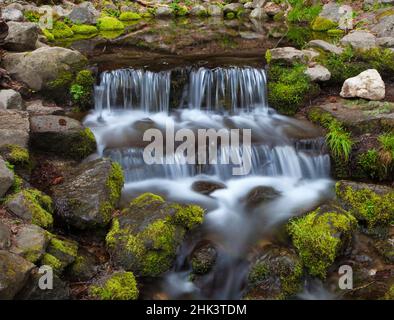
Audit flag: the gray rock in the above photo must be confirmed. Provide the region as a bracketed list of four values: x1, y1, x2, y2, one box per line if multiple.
[372, 15, 394, 38]
[68, 248, 98, 282]
[0, 156, 14, 198]
[302, 49, 320, 61]
[190, 5, 207, 16]
[268, 47, 308, 64]
[4, 21, 39, 51]
[223, 3, 244, 14]
[244, 2, 255, 9]
[155, 6, 173, 17]
[319, 2, 340, 23]
[1, 8, 23, 22]
[67, 1, 99, 24]
[252, 0, 267, 8]
[207, 4, 222, 16]
[307, 39, 344, 55]
[51, 158, 123, 229]
[0, 89, 23, 110]
[0, 222, 11, 250]
[10, 224, 50, 263]
[340, 30, 377, 50]
[25, 100, 64, 116]
[377, 36, 394, 47]
[53, 5, 71, 18]
[0, 250, 34, 299]
[305, 65, 331, 82]
[250, 7, 267, 20]
[0, 110, 30, 148]
[364, 0, 394, 8]
[2, 46, 87, 92]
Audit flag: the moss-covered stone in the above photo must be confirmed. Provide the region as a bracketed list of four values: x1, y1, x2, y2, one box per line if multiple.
[311, 17, 338, 31]
[97, 17, 125, 31]
[71, 24, 99, 35]
[119, 12, 141, 21]
[287, 207, 356, 278]
[46, 236, 78, 272]
[41, 253, 63, 274]
[0, 144, 30, 172]
[90, 271, 138, 300]
[47, 21, 74, 39]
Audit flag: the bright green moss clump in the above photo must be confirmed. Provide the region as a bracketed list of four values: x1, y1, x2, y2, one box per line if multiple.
[288, 209, 356, 278]
[169, 204, 205, 229]
[0, 144, 30, 169]
[119, 12, 142, 21]
[42, 28, 55, 42]
[311, 17, 338, 31]
[71, 24, 99, 35]
[48, 21, 74, 39]
[70, 69, 95, 109]
[90, 272, 139, 300]
[97, 16, 125, 31]
[41, 253, 63, 273]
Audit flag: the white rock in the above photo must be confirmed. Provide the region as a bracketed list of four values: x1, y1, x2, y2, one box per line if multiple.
[340, 30, 377, 50]
[1, 8, 23, 22]
[340, 69, 385, 100]
[0, 89, 23, 110]
[305, 65, 331, 82]
[307, 39, 344, 55]
[250, 7, 267, 20]
[269, 47, 308, 64]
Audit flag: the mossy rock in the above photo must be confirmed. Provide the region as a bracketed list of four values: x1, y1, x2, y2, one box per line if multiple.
[0, 144, 30, 173]
[119, 12, 141, 21]
[70, 69, 95, 110]
[97, 16, 125, 31]
[51, 159, 124, 230]
[71, 24, 99, 35]
[106, 193, 205, 277]
[190, 242, 217, 275]
[311, 17, 338, 31]
[90, 271, 138, 300]
[45, 236, 78, 272]
[46, 21, 74, 39]
[67, 248, 98, 282]
[287, 205, 357, 278]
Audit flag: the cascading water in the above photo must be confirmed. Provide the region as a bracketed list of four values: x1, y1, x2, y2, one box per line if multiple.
[84, 65, 334, 300]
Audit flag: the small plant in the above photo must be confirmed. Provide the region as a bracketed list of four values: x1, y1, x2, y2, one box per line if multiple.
[326, 121, 353, 161]
[357, 149, 382, 180]
[286, 0, 322, 23]
[378, 132, 394, 166]
[24, 11, 40, 23]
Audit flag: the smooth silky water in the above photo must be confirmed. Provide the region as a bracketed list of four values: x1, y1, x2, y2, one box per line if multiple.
[84, 66, 335, 299]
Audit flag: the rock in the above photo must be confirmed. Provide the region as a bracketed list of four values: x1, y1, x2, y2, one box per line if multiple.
[305, 65, 331, 82]
[67, 2, 99, 25]
[190, 5, 207, 16]
[207, 4, 222, 16]
[319, 2, 340, 23]
[25, 100, 64, 116]
[191, 180, 226, 195]
[191, 242, 217, 274]
[371, 14, 394, 38]
[53, 5, 71, 18]
[0, 222, 11, 250]
[252, 0, 267, 8]
[340, 30, 377, 50]
[340, 69, 385, 101]
[377, 36, 394, 47]
[373, 236, 394, 263]
[0, 250, 35, 299]
[250, 7, 267, 20]
[364, 0, 394, 6]
[307, 39, 344, 55]
[29, 115, 96, 160]
[89, 271, 138, 300]
[155, 6, 173, 17]
[0, 110, 30, 148]
[223, 3, 244, 14]
[4, 21, 39, 51]
[1, 8, 23, 22]
[0, 89, 23, 110]
[44, 236, 78, 273]
[105, 193, 205, 276]
[268, 47, 308, 64]
[302, 49, 320, 61]
[245, 245, 303, 299]
[10, 224, 50, 263]
[68, 248, 98, 281]
[5, 189, 54, 229]
[263, 2, 281, 17]
[244, 186, 281, 208]
[244, 2, 255, 9]
[0, 156, 14, 198]
[1, 47, 87, 92]
[51, 158, 124, 230]
[16, 269, 70, 300]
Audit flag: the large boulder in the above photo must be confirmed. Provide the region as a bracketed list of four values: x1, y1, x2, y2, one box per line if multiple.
[1, 47, 87, 92]
[4, 21, 39, 51]
[340, 30, 377, 50]
[0, 156, 14, 197]
[377, 36, 394, 48]
[340, 69, 385, 101]
[29, 115, 96, 160]
[0, 250, 35, 299]
[105, 193, 205, 276]
[67, 2, 100, 25]
[0, 89, 23, 110]
[51, 158, 124, 230]
[0, 110, 30, 148]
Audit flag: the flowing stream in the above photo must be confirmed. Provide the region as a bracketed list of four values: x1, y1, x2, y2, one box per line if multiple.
[84, 65, 334, 299]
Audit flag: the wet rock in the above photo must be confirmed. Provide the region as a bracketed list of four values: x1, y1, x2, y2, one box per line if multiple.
[0, 89, 23, 110]
[51, 158, 124, 230]
[371, 14, 394, 38]
[0, 250, 35, 299]
[68, 248, 98, 281]
[377, 36, 394, 47]
[340, 69, 385, 101]
[67, 2, 99, 25]
[4, 21, 39, 51]
[0, 110, 30, 148]
[0, 156, 14, 198]
[5, 189, 54, 229]
[155, 6, 173, 17]
[191, 180, 226, 196]
[1, 47, 87, 92]
[1, 7, 23, 22]
[263, 2, 281, 17]
[245, 245, 303, 299]
[268, 47, 308, 64]
[106, 193, 205, 276]
[307, 39, 344, 55]
[10, 224, 50, 263]
[30, 115, 96, 160]
[244, 186, 281, 208]
[207, 4, 222, 16]
[17, 269, 70, 300]
[191, 242, 217, 274]
[340, 30, 377, 50]
[305, 65, 331, 82]
[0, 222, 11, 250]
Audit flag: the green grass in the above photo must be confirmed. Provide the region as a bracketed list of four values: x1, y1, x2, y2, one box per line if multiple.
[326, 120, 353, 161]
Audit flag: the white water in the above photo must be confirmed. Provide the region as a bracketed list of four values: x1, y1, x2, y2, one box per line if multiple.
[84, 66, 334, 299]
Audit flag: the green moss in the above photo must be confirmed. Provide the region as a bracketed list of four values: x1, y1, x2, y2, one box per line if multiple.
[130, 193, 165, 207]
[248, 262, 269, 285]
[50, 238, 78, 258]
[288, 209, 356, 278]
[90, 272, 138, 300]
[383, 285, 394, 300]
[71, 24, 99, 35]
[336, 183, 394, 229]
[286, 1, 321, 23]
[169, 204, 205, 229]
[69, 128, 97, 160]
[357, 149, 384, 180]
[0, 144, 30, 171]
[378, 132, 394, 162]
[327, 29, 345, 36]
[41, 253, 63, 273]
[47, 71, 74, 91]
[42, 28, 55, 42]
[49, 21, 74, 39]
[70, 69, 95, 109]
[311, 17, 338, 31]
[225, 12, 235, 19]
[97, 17, 125, 31]
[265, 49, 272, 64]
[119, 12, 142, 21]
[24, 10, 41, 23]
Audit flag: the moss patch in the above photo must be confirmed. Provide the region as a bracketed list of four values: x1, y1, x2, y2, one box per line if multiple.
[90, 271, 138, 300]
[97, 17, 125, 31]
[311, 17, 338, 31]
[71, 24, 99, 35]
[41, 253, 63, 274]
[47, 21, 74, 39]
[119, 12, 141, 21]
